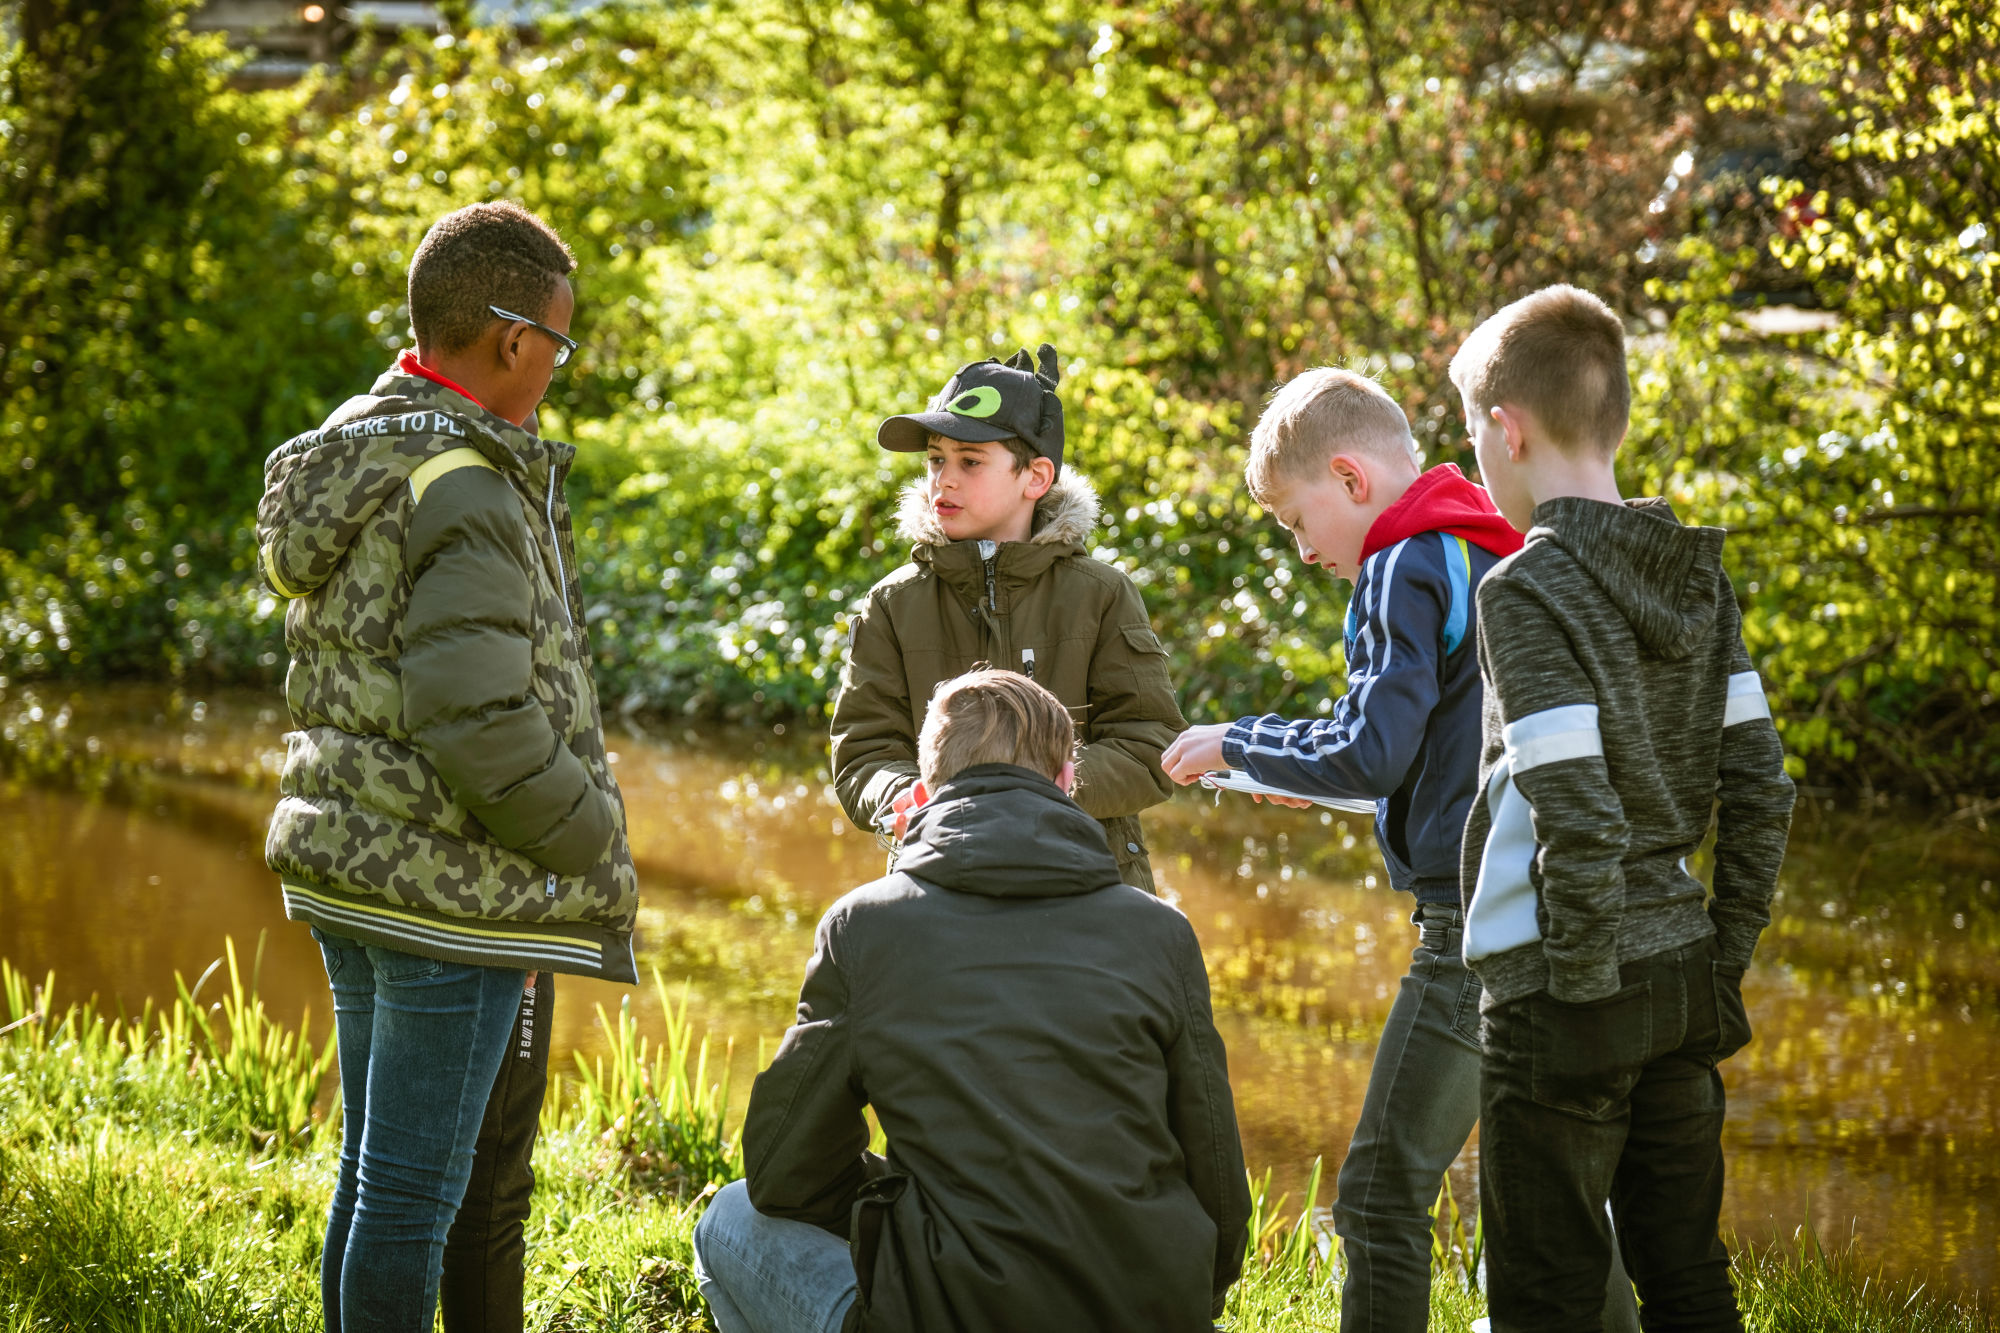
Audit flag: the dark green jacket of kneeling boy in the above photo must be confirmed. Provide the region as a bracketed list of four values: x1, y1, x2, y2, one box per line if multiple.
[830, 474, 1186, 891]
[744, 763, 1251, 1332]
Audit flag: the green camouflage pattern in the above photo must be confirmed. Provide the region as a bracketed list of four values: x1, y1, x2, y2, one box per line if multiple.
[257, 369, 638, 980]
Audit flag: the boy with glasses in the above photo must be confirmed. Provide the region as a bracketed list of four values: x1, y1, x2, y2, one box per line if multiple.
[258, 200, 636, 1331]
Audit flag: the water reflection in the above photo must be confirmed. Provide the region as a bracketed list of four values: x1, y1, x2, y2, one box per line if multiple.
[1, 683, 1994, 1300]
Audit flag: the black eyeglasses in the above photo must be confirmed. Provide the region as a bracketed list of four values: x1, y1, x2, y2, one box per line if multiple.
[489, 304, 578, 368]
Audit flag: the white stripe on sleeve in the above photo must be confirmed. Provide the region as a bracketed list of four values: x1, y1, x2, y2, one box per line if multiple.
[1502, 702, 1603, 773]
[1723, 671, 1772, 727]
[1238, 541, 1404, 762]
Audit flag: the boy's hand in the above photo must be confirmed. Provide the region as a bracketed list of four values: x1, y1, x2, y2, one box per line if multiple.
[1162, 724, 1233, 785]
[890, 780, 930, 840]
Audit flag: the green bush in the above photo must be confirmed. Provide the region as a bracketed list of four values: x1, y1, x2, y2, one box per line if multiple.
[2, 0, 1994, 795]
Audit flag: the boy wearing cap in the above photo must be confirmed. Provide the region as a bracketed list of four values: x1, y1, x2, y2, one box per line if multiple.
[830, 344, 1186, 891]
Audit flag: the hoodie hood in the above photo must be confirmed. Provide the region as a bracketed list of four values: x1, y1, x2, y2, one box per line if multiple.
[895, 467, 1101, 552]
[257, 367, 561, 600]
[896, 764, 1126, 899]
[1530, 496, 1726, 659]
[1362, 463, 1525, 562]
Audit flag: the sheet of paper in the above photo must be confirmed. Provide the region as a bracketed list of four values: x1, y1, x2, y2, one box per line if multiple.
[1198, 770, 1378, 815]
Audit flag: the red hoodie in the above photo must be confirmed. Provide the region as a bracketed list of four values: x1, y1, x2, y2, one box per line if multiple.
[1361, 463, 1523, 562]
[394, 350, 485, 408]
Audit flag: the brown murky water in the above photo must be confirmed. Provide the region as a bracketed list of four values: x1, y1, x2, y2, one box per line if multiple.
[3, 683, 1996, 1301]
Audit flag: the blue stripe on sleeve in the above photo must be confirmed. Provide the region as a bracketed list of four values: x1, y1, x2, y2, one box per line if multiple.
[1441, 532, 1471, 655]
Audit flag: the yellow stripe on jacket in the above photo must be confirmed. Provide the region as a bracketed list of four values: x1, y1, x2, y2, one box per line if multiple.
[409, 447, 499, 505]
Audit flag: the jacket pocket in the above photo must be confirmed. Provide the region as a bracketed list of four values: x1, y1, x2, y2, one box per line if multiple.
[1120, 624, 1168, 656]
[370, 947, 445, 986]
[1711, 961, 1752, 1064]
[848, 1171, 909, 1312]
[1528, 980, 1651, 1120]
[1121, 623, 1171, 685]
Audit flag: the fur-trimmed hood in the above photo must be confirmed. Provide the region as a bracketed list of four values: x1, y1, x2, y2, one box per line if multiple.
[895, 468, 1102, 552]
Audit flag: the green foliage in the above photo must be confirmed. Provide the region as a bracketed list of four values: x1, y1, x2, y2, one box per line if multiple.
[0, 0, 378, 542]
[1, 0, 1993, 793]
[548, 972, 739, 1197]
[1734, 1227, 1998, 1333]
[0, 941, 333, 1157]
[175, 937, 338, 1156]
[2, 948, 1995, 1330]
[0, 1136, 324, 1330]
[1632, 1, 2000, 795]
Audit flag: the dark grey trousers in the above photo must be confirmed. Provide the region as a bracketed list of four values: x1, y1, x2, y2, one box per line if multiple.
[1479, 940, 1746, 1333]
[1334, 904, 1641, 1332]
[441, 971, 552, 1333]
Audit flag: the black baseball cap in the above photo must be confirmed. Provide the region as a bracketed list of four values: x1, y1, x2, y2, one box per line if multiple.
[877, 343, 1066, 476]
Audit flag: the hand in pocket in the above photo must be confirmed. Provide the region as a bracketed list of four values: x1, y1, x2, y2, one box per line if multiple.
[1712, 962, 1753, 1064]
[1528, 981, 1652, 1120]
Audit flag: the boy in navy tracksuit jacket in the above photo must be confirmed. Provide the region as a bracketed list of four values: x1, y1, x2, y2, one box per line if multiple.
[1164, 369, 1638, 1333]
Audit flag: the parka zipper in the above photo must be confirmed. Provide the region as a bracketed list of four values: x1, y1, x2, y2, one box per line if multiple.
[977, 540, 998, 614]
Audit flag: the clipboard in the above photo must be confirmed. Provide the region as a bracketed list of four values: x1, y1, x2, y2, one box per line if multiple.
[1197, 770, 1378, 815]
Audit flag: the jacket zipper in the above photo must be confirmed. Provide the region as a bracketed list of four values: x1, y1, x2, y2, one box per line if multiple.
[975, 539, 1007, 665]
[545, 471, 574, 627]
[543, 455, 580, 900]
[977, 540, 998, 614]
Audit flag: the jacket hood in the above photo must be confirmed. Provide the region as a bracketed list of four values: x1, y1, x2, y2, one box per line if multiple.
[257, 368, 559, 600]
[896, 764, 1126, 898]
[895, 467, 1101, 552]
[1529, 496, 1727, 659]
[1362, 463, 1525, 562]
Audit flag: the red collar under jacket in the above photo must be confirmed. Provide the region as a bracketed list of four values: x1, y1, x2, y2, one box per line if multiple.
[1361, 463, 1524, 562]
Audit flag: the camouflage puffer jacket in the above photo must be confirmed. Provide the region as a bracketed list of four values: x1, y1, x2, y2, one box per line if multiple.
[257, 366, 638, 982]
[829, 469, 1187, 892]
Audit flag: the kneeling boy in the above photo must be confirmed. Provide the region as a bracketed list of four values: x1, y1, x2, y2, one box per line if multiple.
[697, 669, 1252, 1333]
[830, 345, 1185, 890]
[1452, 286, 1795, 1331]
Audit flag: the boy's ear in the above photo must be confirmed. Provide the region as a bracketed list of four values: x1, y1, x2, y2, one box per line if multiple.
[495, 319, 527, 371]
[1023, 455, 1056, 500]
[1327, 453, 1370, 503]
[1492, 404, 1529, 461]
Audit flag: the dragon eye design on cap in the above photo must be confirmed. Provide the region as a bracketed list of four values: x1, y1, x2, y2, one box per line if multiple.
[945, 386, 1002, 418]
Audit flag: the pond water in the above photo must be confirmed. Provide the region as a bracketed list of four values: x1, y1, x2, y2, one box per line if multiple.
[3, 683, 1996, 1303]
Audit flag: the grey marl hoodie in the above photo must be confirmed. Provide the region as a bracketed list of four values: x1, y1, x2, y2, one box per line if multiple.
[1459, 496, 1796, 1007]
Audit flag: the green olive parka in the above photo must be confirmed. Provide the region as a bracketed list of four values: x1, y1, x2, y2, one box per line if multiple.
[829, 469, 1187, 891]
[255, 367, 638, 982]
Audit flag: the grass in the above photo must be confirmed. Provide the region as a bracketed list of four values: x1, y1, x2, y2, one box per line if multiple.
[0, 948, 1991, 1333]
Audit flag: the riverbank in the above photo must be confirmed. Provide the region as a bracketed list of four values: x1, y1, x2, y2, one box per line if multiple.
[2, 955, 1991, 1333]
[5, 681, 2000, 1311]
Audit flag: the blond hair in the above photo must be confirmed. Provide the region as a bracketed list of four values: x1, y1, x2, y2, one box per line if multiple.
[1244, 368, 1419, 508]
[918, 669, 1075, 788]
[1449, 285, 1631, 455]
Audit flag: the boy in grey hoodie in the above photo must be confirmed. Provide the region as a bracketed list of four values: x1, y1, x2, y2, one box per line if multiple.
[1450, 286, 1796, 1332]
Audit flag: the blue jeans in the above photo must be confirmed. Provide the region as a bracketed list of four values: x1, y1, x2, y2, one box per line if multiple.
[314, 928, 524, 1333]
[1334, 904, 1639, 1333]
[692, 1180, 858, 1333]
